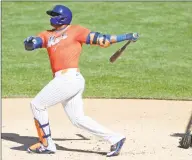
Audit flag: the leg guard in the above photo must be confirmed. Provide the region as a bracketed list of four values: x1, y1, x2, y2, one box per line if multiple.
[34, 118, 51, 147]
[28, 119, 56, 154]
[30, 101, 52, 145]
[28, 102, 56, 153]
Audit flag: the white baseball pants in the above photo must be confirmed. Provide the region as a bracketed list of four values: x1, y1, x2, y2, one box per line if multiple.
[30, 68, 124, 145]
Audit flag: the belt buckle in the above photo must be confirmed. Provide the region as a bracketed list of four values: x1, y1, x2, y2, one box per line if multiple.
[61, 69, 68, 74]
[61, 68, 79, 74]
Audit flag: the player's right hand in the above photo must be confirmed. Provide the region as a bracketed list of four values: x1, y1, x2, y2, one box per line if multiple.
[132, 33, 139, 42]
[125, 33, 139, 42]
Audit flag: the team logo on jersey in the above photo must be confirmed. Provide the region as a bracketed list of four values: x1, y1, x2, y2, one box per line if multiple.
[47, 34, 68, 47]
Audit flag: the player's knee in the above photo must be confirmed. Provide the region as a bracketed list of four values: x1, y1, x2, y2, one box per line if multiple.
[71, 117, 81, 127]
[70, 115, 85, 128]
[30, 101, 45, 111]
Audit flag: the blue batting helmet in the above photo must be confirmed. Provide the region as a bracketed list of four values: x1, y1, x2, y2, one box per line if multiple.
[46, 5, 72, 25]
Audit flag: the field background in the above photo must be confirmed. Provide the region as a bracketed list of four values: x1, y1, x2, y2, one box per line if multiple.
[2, 2, 192, 99]
[2, 2, 192, 160]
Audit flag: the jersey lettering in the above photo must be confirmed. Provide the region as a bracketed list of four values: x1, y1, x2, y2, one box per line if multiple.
[47, 33, 68, 47]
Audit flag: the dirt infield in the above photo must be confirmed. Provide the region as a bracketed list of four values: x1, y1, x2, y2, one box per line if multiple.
[2, 98, 192, 160]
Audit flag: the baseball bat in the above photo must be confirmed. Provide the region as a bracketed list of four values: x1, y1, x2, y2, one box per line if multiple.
[179, 112, 192, 149]
[185, 112, 192, 133]
[109, 40, 131, 63]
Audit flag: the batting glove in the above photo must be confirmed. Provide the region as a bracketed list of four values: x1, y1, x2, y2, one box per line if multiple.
[24, 36, 36, 51]
[132, 33, 139, 42]
[24, 36, 36, 43]
[126, 33, 139, 42]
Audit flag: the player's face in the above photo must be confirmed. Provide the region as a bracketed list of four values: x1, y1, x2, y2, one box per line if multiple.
[51, 23, 63, 28]
[51, 23, 57, 28]
[51, 23, 67, 31]
[49, 13, 63, 29]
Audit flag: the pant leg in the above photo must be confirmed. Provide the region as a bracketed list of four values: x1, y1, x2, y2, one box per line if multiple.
[30, 70, 84, 146]
[62, 83, 125, 145]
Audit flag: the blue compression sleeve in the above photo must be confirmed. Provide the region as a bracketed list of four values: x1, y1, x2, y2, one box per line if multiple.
[86, 32, 134, 47]
[105, 33, 134, 43]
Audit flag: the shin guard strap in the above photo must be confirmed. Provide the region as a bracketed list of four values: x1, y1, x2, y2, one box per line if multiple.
[34, 119, 51, 147]
[39, 123, 49, 128]
[43, 134, 51, 138]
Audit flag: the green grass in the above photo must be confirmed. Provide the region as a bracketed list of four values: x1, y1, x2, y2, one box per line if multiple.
[2, 2, 192, 99]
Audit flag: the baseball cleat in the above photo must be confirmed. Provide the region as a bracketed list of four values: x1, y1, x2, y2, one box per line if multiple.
[107, 138, 126, 157]
[27, 142, 56, 154]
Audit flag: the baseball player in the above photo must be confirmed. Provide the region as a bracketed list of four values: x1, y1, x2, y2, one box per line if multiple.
[24, 5, 139, 157]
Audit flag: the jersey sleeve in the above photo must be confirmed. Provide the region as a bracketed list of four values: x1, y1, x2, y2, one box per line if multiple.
[37, 31, 47, 48]
[76, 25, 91, 44]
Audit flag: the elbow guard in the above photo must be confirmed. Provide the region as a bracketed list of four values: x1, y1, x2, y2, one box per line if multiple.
[24, 36, 43, 51]
[86, 32, 111, 48]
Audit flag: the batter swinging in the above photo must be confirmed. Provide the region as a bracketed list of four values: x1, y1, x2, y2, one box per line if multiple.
[24, 5, 139, 157]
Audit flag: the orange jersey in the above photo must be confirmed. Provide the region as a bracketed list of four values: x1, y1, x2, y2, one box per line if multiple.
[38, 25, 90, 74]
